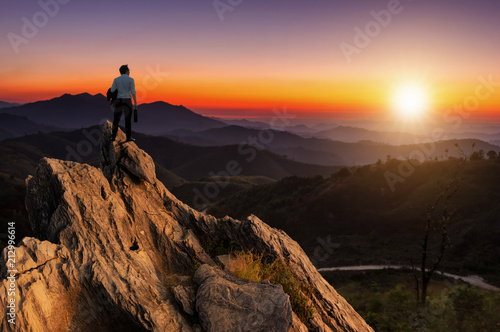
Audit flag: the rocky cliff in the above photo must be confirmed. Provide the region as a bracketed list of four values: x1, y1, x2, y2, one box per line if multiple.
[0, 122, 373, 332]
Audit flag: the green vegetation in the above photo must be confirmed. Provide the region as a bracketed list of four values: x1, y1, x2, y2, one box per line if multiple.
[229, 251, 315, 324]
[171, 176, 275, 208]
[208, 158, 500, 286]
[322, 269, 500, 332]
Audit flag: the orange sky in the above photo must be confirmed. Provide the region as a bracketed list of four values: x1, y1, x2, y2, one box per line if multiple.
[1, 0, 499, 120]
[3, 70, 498, 121]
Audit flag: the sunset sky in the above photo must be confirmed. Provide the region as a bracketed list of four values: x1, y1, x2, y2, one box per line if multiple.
[1, 0, 500, 121]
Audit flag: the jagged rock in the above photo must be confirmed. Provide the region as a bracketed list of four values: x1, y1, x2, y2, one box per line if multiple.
[172, 285, 196, 316]
[100, 121, 156, 184]
[194, 264, 292, 332]
[0, 123, 374, 332]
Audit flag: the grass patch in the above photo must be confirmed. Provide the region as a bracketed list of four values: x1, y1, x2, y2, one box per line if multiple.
[229, 251, 315, 324]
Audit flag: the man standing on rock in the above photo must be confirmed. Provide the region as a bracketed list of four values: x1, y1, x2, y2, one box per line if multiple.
[110, 64, 137, 142]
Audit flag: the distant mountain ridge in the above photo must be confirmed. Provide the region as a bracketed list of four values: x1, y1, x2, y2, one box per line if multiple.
[134, 101, 226, 134]
[165, 125, 345, 165]
[0, 93, 111, 128]
[0, 126, 339, 184]
[3, 93, 499, 167]
[314, 125, 423, 144]
[165, 125, 500, 166]
[0, 113, 62, 141]
[217, 118, 319, 136]
[219, 120, 500, 146]
[0, 101, 21, 109]
[216, 120, 426, 144]
[315, 125, 500, 146]
[0, 93, 227, 134]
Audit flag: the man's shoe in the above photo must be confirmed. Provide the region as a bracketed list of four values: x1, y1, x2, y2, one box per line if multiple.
[126, 137, 135, 142]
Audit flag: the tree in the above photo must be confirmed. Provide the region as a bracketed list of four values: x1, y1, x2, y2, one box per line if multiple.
[449, 285, 487, 331]
[333, 167, 351, 178]
[487, 150, 498, 160]
[411, 162, 461, 306]
[470, 149, 484, 161]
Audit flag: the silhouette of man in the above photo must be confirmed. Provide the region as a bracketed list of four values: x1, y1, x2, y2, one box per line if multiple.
[110, 64, 137, 142]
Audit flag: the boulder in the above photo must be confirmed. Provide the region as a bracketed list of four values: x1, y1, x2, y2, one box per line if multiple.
[194, 264, 292, 332]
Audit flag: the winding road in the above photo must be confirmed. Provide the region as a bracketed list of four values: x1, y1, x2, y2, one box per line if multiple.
[318, 265, 500, 291]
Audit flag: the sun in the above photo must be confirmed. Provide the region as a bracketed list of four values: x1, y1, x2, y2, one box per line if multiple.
[392, 83, 429, 120]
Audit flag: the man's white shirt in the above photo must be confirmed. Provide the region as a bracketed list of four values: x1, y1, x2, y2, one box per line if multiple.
[111, 74, 136, 99]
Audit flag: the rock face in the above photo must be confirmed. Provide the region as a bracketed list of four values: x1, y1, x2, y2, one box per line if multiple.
[0, 122, 374, 332]
[172, 285, 196, 316]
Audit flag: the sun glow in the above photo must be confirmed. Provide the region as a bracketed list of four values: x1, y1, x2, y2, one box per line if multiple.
[392, 83, 429, 120]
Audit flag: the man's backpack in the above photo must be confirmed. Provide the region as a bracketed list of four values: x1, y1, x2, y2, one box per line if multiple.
[106, 88, 118, 106]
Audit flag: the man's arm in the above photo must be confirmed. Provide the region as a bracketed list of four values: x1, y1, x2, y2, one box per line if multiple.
[130, 78, 137, 108]
[132, 94, 137, 108]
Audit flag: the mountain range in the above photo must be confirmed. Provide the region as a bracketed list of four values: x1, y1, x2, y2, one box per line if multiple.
[0, 93, 226, 134]
[165, 125, 500, 166]
[2, 93, 499, 168]
[0, 101, 21, 109]
[0, 126, 339, 186]
[216, 118, 329, 136]
[0, 113, 61, 141]
[218, 118, 500, 145]
[6, 93, 500, 145]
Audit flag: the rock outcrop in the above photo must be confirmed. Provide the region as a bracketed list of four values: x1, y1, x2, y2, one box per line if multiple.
[194, 264, 292, 331]
[0, 122, 373, 332]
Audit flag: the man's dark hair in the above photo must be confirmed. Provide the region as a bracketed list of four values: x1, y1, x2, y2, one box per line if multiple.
[119, 65, 129, 75]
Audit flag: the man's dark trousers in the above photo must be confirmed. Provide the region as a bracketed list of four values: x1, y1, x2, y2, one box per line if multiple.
[111, 99, 133, 140]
